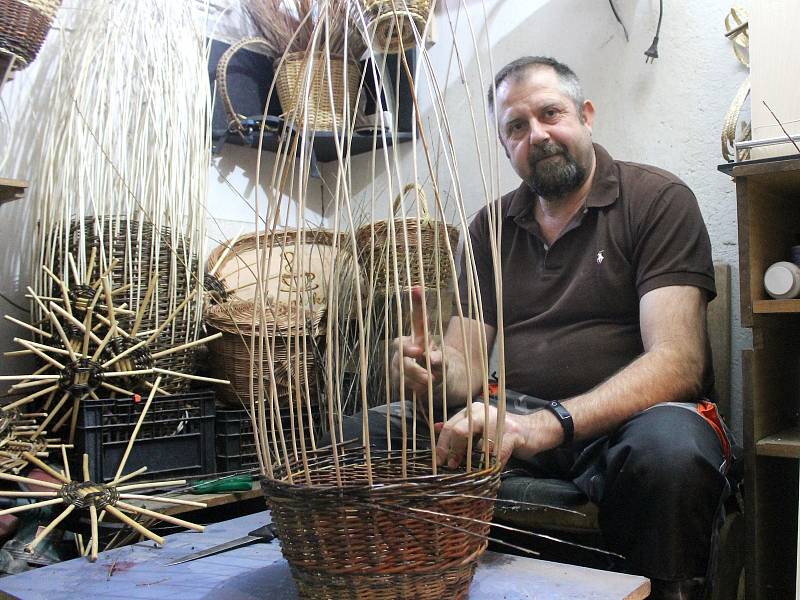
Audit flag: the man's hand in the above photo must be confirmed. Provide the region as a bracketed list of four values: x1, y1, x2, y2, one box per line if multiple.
[390, 286, 444, 396]
[435, 402, 530, 468]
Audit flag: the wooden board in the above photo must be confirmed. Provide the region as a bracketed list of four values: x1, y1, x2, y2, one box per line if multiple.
[135, 483, 263, 517]
[0, 178, 28, 205]
[0, 511, 650, 600]
[708, 263, 731, 418]
[757, 426, 800, 459]
[749, 0, 800, 159]
[753, 299, 800, 314]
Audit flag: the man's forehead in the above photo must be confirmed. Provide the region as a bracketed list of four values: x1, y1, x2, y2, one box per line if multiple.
[496, 76, 571, 115]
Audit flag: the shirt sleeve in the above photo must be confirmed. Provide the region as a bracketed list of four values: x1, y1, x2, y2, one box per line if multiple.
[632, 182, 717, 301]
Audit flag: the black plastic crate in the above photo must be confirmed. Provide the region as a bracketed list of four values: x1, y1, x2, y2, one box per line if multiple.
[215, 406, 320, 473]
[216, 408, 259, 473]
[74, 390, 216, 483]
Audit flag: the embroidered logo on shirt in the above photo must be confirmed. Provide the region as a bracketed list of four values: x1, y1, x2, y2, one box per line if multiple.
[596, 250, 605, 264]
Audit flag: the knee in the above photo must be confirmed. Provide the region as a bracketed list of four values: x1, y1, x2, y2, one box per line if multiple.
[610, 408, 726, 494]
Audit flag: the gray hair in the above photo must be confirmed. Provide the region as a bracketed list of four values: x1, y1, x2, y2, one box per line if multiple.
[487, 56, 585, 118]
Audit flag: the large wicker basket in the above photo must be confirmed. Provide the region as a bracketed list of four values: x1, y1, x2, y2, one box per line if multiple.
[206, 228, 344, 307]
[261, 447, 500, 600]
[0, 0, 61, 69]
[355, 184, 459, 293]
[360, 0, 430, 53]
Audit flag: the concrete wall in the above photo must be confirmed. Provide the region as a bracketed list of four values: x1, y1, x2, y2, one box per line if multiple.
[1, 0, 752, 436]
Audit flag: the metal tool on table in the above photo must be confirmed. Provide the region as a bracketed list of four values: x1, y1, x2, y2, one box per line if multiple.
[166, 523, 278, 565]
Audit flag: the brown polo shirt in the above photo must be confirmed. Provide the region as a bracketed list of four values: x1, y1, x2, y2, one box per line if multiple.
[459, 144, 716, 400]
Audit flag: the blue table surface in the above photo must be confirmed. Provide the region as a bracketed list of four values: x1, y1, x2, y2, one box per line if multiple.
[0, 511, 649, 600]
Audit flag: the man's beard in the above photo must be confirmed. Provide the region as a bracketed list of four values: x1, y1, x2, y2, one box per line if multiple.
[525, 141, 588, 199]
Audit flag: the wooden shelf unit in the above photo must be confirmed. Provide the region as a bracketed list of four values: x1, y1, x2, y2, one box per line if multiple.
[0, 177, 28, 205]
[727, 156, 800, 599]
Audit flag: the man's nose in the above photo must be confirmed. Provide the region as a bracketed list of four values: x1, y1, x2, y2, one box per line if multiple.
[528, 119, 549, 146]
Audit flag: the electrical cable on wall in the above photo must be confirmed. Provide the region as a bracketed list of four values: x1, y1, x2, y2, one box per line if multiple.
[645, 0, 664, 63]
[608, 0, 629, 42]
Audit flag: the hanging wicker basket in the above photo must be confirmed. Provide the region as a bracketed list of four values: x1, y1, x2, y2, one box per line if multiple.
[216, 38, 361, 135]
[0, 0, 61, 69]
[360, 0, 431, 54]
[273, 50, 360, 132]
[355, 183, 459, 293]
[261, 448, 500, 600]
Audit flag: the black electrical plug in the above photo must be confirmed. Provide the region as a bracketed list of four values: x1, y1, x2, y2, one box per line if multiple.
[644, 0, 663, 64]
[644, 36, 659, 63]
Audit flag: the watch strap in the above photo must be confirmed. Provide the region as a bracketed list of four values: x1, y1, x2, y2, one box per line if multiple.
[545, 400, 574, 447]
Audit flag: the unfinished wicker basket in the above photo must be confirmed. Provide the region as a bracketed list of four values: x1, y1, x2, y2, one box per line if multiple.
[261, 447, 500, 600]
[0, 0, 60, 69]
[360, 0, 430, 53]
[355, 184, 459, 293]
[55, 216, 201, 393]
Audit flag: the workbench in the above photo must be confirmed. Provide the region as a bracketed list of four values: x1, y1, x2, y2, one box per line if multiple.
[0, 511, 650, 599]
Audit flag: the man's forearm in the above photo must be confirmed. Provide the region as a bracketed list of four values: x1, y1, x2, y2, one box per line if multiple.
[514, 342, 705, 460]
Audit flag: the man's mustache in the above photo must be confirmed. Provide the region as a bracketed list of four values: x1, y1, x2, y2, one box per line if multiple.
[529, 142, 568, 165]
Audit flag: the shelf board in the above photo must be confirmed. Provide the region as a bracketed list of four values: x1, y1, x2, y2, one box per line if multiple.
[216, 128, 415, 163]
[756, 425, 800, 458]
[752, 299, 800, 313]
[0, 177, 28, 205]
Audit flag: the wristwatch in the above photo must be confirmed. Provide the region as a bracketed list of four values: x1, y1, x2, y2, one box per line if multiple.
[545, 400, 574, 447]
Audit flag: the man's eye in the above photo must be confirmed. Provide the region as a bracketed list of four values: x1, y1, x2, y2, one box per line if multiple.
[508, 122, 524, 134]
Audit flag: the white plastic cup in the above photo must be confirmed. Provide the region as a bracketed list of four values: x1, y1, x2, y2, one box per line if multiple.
[763, 261, 800, 300]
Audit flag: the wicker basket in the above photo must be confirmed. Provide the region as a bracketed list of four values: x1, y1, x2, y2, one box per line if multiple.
[206, 228, 345, 308]
[261, 448, 500, 600]
[0, 0, 60, 69]
[204, 300, 324, 407]
[216, 38, 360, 135]
[274, 50, 360, 132]
[361, 0, 430, 53]
[53, 216, 201, 393]
[355, 184, 459, 293]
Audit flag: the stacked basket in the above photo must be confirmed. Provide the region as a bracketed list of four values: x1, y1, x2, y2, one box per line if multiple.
[204, 299, 325, 407]
[0, 0, 61, 69]
[216, 37, 361, 136]
[204, 228, 342, 408]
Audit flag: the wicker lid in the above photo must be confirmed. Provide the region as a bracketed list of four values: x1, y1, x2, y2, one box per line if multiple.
[207, 228, 346, 311]
[204, 298, 325, 337]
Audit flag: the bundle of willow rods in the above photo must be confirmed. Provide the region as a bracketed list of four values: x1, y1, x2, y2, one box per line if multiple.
[29, 0, 210, 389]
[236, 1, 512, 597]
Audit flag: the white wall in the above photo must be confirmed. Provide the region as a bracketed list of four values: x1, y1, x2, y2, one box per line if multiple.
[0, 0, 752, 436]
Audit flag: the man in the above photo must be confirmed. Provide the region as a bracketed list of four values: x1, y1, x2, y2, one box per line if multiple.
[390, 57, 732, 599]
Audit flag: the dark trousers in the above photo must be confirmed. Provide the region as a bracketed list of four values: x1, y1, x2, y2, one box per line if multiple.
[337, 401, 732, 582]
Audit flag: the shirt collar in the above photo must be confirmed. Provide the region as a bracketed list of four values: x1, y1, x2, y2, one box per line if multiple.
[506, 143, 620, 221]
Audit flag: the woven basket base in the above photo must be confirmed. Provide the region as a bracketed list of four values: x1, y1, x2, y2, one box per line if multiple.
[289, 562, 474, 600]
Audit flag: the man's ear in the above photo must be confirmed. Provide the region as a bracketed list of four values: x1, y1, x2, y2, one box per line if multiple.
[581, 100, 596, 131]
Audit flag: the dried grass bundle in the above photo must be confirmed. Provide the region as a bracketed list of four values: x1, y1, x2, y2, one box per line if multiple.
[245, 0, 365, 58]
